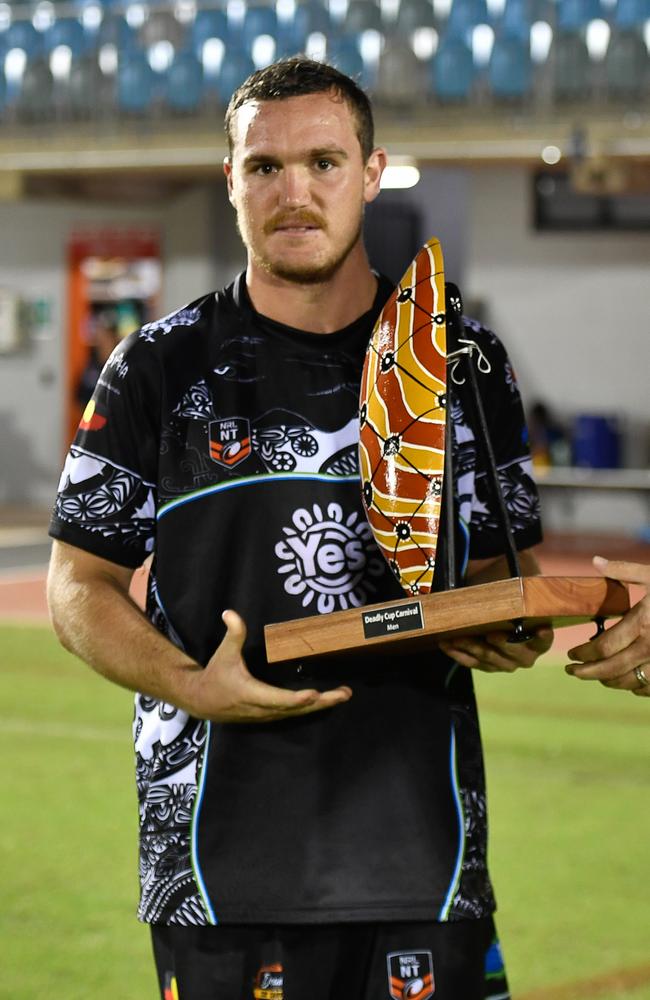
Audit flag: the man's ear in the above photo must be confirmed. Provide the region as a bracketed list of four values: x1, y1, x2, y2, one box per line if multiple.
[363, 147, 387, 205]
[223, 156, 235, 206]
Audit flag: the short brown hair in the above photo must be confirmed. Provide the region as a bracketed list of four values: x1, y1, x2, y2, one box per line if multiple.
[224, 56, 375, 162]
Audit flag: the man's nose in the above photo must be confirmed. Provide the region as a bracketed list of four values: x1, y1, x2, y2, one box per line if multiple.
[278, 166, 310, 207]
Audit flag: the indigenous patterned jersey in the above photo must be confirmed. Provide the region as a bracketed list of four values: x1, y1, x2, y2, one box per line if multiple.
[50, 273, 541, 927]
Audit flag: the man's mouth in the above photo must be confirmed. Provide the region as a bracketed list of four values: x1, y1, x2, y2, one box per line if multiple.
[265, 214, 324, 235]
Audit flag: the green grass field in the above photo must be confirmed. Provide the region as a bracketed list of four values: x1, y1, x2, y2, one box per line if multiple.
[2, 623, 650, 1000]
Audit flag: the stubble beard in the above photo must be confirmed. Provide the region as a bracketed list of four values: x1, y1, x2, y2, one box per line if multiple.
[240, 216, 364, 287]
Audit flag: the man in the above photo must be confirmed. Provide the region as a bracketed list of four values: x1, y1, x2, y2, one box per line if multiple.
[47, 57, 551, 1000]
[567, 557, 650, 697]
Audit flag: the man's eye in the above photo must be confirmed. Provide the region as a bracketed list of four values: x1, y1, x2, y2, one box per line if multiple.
[315, 159, 334, 171]
[256, 163, 277, 175]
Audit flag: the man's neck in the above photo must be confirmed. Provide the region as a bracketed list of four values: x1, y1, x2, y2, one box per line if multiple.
[245, 246, 378, 334]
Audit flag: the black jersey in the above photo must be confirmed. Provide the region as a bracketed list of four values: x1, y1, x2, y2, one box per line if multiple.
[50, 274, 541, 927]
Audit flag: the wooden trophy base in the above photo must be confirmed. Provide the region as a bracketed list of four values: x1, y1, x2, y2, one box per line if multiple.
[264, 576, 629, 665]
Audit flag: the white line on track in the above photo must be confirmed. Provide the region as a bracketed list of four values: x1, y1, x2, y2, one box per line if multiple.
[3, 718, 127, 744]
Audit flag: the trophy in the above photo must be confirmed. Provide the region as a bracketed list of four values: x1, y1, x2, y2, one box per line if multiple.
[265, 238, 628, 665]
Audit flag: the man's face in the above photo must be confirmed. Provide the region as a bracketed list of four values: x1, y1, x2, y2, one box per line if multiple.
[224, 91, 385, 285]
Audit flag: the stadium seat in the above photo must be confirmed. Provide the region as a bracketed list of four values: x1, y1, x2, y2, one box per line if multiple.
[344, 0, 384, 33]
[242, 5, 279, 49]
[216, 47, 256, 104]
[140, 11, 186, 49]
[557, 0, 603, 31]
[327, 35, 367, 83]
[605, 28, 648, 98]
[282, 0, 331, 50]
[551, 29, 592, 99]
[431, 33, 474, 99]
[164, 49, 204, 112]
[397, 0, 436, 32]
[3, 21, 43, 58]
[15, 56, 54, 120]
[97, 13, 139, 53]
[613, 0, 650, 27]
[117, 49, 158, 113]
[445, 0, 489, 39]
[488, 32, 532, 96]
[43, 17, 89, 57]
[375, 38, 428, 103]
[191, 9, 228, 57]
[499, 0, 532, 40]
[62, 52, 110, 118]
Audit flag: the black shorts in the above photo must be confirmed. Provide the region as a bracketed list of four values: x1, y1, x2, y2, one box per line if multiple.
[151, 917, 510, 1000]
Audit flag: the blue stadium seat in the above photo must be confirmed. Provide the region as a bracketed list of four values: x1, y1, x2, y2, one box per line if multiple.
[445, 0, 489, 38]
[488, 32, 532, 96]
[164, 49, 204, 112]
[613, 0, 650, 27]
[191, 8, 228, 56]
[3, 21, 43, 58]
[217, 48, 256, 104]
[500, 0, 532, 40]
[431, 33, 474, 98]
[557, 0, 602, 30]
[242, 5, 279, 49]
[117, 50, 158, 113]
[44, 17, 89, 56]
[280, 0, 331, 50]
[327, 36, 367, 83]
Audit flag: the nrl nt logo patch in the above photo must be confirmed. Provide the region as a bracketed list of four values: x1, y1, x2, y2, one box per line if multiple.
[387, 951, 435, 1000]
[209, 417, 252, 468]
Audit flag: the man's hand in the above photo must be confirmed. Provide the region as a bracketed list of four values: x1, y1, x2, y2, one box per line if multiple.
[438, 626, 553, 673]
[437, 547, 553, 671]
[184, 610, 353, 723]
[566, 557, 650, 698]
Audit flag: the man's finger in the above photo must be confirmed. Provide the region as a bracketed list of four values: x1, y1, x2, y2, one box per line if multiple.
[592, 556, 650, 588]
[220, 608, 247, 653]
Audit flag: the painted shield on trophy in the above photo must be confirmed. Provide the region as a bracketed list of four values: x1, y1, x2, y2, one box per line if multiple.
[359, 237, 447, 596]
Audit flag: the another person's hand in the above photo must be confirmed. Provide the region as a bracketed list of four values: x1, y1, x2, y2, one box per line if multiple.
[566, 557, 650, 698]
[185, 610, 353, 722]
[438, 625, 553, 673]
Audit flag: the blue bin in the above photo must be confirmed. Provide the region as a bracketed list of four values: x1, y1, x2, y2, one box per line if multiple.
[572, 414, 621, 469]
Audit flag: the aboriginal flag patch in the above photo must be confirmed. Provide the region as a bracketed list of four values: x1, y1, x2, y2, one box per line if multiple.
[163, 972, 179, 1000]
[387, 951, 435, 1000]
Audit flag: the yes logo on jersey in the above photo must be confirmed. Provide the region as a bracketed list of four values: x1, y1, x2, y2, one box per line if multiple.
[209, 417, 252, 468]
[253, 962, 284, 1000]
[387, 951, 435, 1000]
[275, 503, 385, 614]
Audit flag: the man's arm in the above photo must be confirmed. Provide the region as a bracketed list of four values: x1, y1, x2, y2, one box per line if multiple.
[438, 547, 553, 672]
[566, 557, 650, 698]
[47, 540, 352, 722]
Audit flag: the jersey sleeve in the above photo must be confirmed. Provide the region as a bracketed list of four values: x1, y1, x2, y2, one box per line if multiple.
[49, 333, 160, 568]
[465, 321, 542, 561]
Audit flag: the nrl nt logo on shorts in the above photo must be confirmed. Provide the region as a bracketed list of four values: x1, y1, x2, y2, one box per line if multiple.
[387, 951, 435, 1000]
